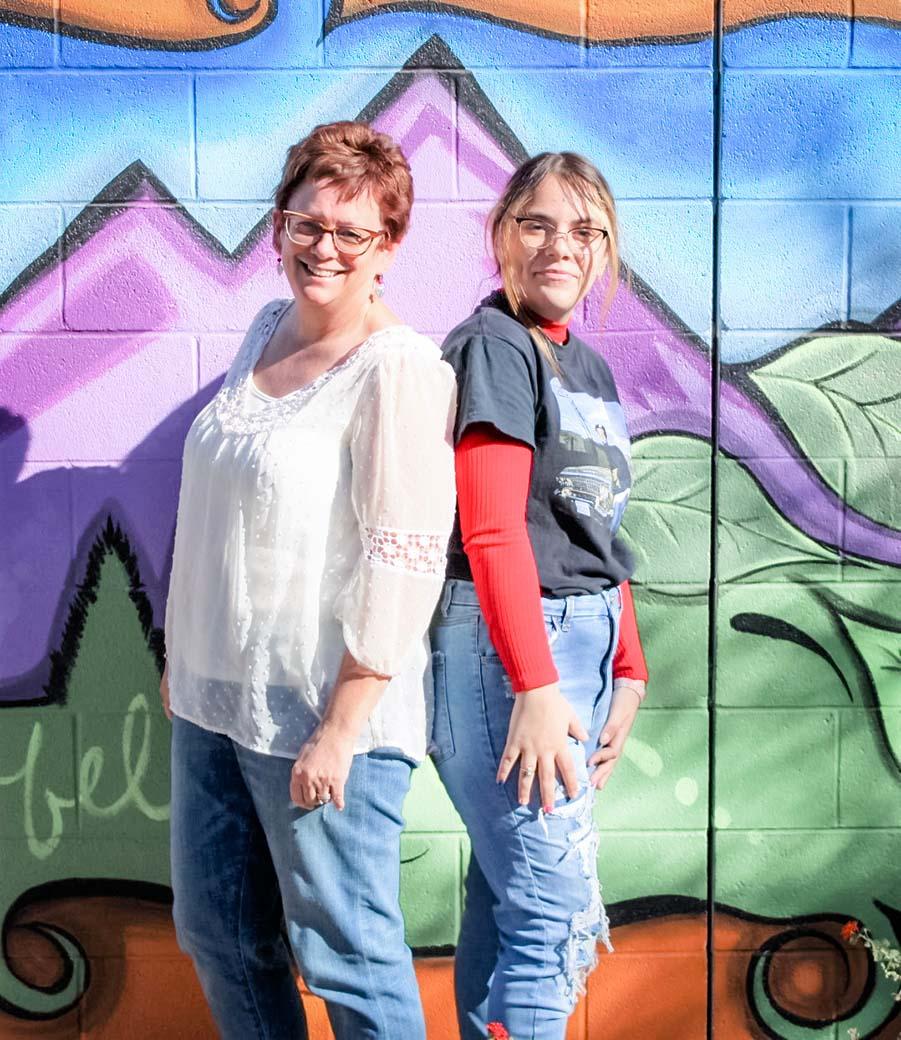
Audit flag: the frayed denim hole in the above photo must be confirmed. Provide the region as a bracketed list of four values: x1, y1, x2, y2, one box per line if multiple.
[551, 786, 612, 1008]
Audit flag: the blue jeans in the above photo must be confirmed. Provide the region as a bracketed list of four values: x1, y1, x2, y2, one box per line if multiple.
[430, 579, 621, 1040]
[169, 717, 425, 1040]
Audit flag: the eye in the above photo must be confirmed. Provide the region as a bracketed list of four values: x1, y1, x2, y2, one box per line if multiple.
[572, 227, 600, 245]
[290, 219, 323, 238]
[335, 227, 368, 247]
[522, 220, 549, 234]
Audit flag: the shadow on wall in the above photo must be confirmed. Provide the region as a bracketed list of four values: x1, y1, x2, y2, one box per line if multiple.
[1, 384, 219, 705]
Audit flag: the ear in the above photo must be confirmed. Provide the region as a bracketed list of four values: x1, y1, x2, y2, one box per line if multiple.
[271, 208, 283, 254]
[375, 235, 402, 274]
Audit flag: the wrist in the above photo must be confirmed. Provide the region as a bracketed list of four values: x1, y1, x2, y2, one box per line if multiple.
[517, 682, 560, 699]
[613, 679, 646, 705]
[317, 716, 359, 744]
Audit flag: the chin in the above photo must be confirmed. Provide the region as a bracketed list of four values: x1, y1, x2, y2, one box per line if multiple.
[530, 287, 579, 320]
[289, 274, 343, 307]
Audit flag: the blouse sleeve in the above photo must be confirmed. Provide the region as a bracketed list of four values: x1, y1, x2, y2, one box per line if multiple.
[334, 340, 457, 676]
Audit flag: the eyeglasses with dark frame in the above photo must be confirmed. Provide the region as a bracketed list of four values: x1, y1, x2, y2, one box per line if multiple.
[279, 210, 388, 257]
[513, 216, 609, 253]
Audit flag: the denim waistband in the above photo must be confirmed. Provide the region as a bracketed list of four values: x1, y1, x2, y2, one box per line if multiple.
[438, 578, 620, 619]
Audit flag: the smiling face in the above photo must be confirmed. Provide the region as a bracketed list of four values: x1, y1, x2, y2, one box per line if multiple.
[271, 178, 398, 318]
[503, 173, 610, 324]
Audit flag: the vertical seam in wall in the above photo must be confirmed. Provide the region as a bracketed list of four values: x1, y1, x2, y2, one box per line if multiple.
[451, 74, 460, 199]
[834, 707, 842, 829]
[52, 0, 60, 66]
[580, 0, 588, 68]
[840, 456, 849, 582]
[844, 205, 853, 326]
[848, 0, 856, 67]
[66, 459, 76, 563]
[59, 205, 68, 330]
[708, 0, 724, 1035]
[191, 74, 199, 201]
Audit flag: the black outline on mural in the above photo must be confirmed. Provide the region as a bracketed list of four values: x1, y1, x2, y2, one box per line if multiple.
[731, 613, 855, 701]
[730, 589, 901, 777]
[0, 32, 707, 358]
[0, 0, 277, 52]
[720, 311, 901, 568]
[0, 36, 899, 1032]
[323, 0, 901, 50]
[356, 34, 529, 167]
[750, 926, 876, 1035]
[4, 881, 892, 1028]
[0, 878, 173, 1021]
[0, 161, 266, 315]
[44, 515, 166, 704]
[0, 513, 165, 707]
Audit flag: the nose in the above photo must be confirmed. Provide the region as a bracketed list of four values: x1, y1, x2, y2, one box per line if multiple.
[543, 231, 573, 261]
[310, 230, 339, 259]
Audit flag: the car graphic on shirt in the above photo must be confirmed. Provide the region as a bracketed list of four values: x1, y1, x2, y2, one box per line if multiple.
[555, 464, 616, 522]
[550, 379, 632, 534]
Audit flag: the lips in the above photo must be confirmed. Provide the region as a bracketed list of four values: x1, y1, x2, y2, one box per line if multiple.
[534, 268, 578, 281]
[298, 259, 344, 279]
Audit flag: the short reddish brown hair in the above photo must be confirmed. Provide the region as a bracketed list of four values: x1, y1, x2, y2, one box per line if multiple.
[274, 121, 414, 242]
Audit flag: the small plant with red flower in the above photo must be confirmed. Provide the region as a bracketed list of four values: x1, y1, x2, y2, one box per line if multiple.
[486, 1023, 511, 1039]
[841, 920, 900, 1039]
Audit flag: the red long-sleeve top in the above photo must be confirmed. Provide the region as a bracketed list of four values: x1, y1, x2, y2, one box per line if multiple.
[455, 319, 648, 695]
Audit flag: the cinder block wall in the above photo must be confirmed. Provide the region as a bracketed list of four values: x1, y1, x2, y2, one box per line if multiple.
[1, 5, 898, 1037]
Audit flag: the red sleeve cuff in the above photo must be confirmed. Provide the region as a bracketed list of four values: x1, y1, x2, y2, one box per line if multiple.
[613, 580, 649, 683]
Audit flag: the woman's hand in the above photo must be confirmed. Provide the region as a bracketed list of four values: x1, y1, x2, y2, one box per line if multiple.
[159, 663, 173, 721]
[588, 684, 641, 791]
[290, 723, 356, 812]
[496, 684, 589, 811]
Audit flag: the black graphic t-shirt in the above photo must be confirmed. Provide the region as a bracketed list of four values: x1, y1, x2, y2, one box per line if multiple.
[442, 293, 634, 596]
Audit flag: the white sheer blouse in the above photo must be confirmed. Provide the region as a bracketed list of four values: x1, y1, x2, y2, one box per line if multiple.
[165, 300, 457, 763]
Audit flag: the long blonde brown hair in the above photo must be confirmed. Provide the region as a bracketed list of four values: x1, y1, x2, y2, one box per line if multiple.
[489, 152, 620, 371]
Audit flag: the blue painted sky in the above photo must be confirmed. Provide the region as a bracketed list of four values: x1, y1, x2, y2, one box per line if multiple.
[0, 9, 897, 357]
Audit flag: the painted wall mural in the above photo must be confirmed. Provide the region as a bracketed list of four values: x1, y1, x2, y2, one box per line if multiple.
[0, 0, 275, 49]
[0, 2, 899, 1037]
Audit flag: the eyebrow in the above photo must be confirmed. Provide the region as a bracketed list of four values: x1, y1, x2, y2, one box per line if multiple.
[521, 211, 600, 226]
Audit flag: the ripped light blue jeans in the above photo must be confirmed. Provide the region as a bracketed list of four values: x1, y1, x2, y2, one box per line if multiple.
[430, 578, 621, 1040]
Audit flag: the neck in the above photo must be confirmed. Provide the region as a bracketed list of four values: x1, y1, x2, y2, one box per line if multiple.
[291, 292, 373, 353]
[532, 310, 570, 346]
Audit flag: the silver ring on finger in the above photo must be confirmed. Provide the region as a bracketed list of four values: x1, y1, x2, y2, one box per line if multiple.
[316, 791, 331, 806]
[521, 766, 536, 777]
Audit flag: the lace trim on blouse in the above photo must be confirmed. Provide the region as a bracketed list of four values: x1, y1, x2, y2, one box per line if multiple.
[214, 300, 414, 435]
[362, 526, 448, 577]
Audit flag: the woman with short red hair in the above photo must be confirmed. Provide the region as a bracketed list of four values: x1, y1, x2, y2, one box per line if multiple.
[162, 121, 455, 1039]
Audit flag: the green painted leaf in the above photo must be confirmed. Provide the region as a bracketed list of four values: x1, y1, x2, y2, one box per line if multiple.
[837, 610, 901, 772]
[621, 436, 710, 586]
[749, 333, 901, 530]
[623, 434, 840, 586]
[0, 531, 169, 1019]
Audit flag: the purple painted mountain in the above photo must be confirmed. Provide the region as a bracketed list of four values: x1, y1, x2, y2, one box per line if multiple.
[1, 63, 899, 700]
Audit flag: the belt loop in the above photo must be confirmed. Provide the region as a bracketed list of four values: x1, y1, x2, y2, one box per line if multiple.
[439, 580, 453, 618]
[561, 595, 575, 632]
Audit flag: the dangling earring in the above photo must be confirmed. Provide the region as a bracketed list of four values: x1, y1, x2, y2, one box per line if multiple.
[373, 273, 385, 298]
[276, 254, 283, 273]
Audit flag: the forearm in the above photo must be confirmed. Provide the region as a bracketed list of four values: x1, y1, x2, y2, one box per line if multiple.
[457, 426, 558, 693]
[318, 651, 390, 741]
